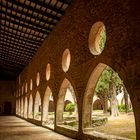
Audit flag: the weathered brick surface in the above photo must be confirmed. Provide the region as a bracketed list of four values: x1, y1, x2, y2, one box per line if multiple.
[15, 0, 140, 139]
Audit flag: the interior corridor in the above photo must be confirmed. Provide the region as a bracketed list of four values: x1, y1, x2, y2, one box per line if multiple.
[0, 116, 74, 140]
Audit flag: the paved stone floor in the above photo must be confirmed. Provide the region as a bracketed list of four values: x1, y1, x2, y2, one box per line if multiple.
[0, 116, 74, 140]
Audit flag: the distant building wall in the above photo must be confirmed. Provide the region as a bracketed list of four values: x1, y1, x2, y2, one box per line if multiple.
[0, 81, 15, 115]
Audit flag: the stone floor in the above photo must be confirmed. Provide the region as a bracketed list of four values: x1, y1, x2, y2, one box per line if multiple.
[0, 116, 74, 140]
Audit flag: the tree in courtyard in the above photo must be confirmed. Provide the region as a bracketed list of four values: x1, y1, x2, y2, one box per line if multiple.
[99, 26, 106, 52]
[65, 102, 75, 115]
[95, 66, 122, 117]
[122, 85, 129, 113]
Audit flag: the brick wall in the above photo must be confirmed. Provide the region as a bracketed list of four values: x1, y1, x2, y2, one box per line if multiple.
[15, 0, 140, 139]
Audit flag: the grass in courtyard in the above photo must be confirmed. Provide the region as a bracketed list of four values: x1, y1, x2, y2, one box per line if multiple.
[93, 112, 136, 139]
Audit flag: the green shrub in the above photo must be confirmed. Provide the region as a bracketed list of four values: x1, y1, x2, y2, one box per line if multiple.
[48, 112, 54, 115]
[65, 103, 75, 113]
[118, 104, 125, 112]
[128, 108, 133, 112]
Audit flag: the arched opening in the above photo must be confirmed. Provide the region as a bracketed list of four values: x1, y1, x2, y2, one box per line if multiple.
[20, 97, 24, 117]
[34, 91, 41, 120]
[83, 63, 136, 139]
[56, 78, 78, 130]
[22, 85, 24, 95]
[24, 96, 28, 118]
[30, 79, 33, 90]
[28, 94, 33, 118]
[16, 99, 18, 115]
[18, 99, 20, 115]
[25, 82, 28, 93]
[42, 86, 54, 129]
[4, 102, 12, 115]
[18, 99, 21, 115]
[16, 99, 20, 115]
[49, 101, 55, 112]
[93, 99, 103, 110]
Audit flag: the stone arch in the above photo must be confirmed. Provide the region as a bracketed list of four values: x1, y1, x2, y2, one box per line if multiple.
[16, 99, 19, 115]
[82, 63, 107, 129]
[82, 63, 136, 137]
[30, 79, 33, 90]
[18, 99, 20, 115]
[49, 100, 55, 112]
[56, 78, 78, 125]
[34, 91, 41, 120]
[42, 86, 54, 122]
[25, 82, 28, 93]
[93, 99, 103, 110]
[28, 94, 33, 118]
[21, 86, 23, 95]
[20, 97, 24, 117]
[24, 96, 28, 118]
[18, 99, 21, 115]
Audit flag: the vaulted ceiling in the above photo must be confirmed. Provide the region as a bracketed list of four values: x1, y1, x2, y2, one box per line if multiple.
[0, 0, 71, 80]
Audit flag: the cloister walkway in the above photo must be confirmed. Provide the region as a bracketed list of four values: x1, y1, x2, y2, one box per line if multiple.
[0, 116, 74, 140]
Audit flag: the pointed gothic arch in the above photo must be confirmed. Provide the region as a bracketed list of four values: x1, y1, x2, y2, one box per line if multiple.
[82, 63, 136, 139]
[34, 91, 41, 120]
[24, 96, 28, 118]
[56, 78, 78, 129]
[83, 63, 107, 129]
[20, 97, 24, 117]
[42, 86, 54, 128]
[28, 94, 33, 118]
